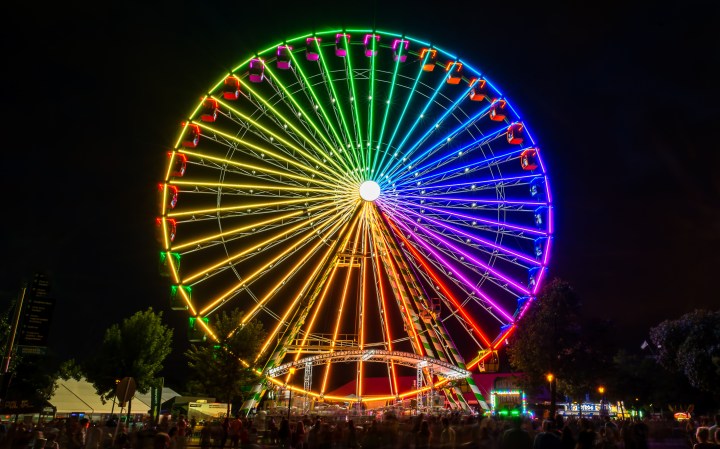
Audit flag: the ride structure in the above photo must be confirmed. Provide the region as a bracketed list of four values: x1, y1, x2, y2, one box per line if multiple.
[157, 28, 553, 414]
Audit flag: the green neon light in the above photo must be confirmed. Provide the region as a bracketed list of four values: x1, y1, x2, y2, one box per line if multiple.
[382, 62, 454, 178]
[367, 33, 377, 178]
[371, 37, 405, 176]
[377, 50, 431, 178]
[286, 48, 358, 178]
[342, 34, 365, 170]
[314, 37, 363, 173]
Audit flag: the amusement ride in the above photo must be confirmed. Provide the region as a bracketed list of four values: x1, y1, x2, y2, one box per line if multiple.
[157, 28, 553, 414]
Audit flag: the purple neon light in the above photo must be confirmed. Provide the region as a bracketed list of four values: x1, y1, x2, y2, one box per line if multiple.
[532, 267, 547, 295]
[401, 202, 548, 237]
[385, 212, 515, 323]
[388, 202, 541, 266]
[382, 202, 531, 296]
[394, 173, 544, 196]
[399, 195, 546, 207]
[392, 39, 409, 51]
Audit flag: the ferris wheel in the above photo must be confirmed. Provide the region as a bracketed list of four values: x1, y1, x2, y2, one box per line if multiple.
[158, 28, 553, 412]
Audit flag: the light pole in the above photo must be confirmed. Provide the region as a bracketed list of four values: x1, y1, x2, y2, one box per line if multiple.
[547, 373, 556, 417]
[598, 386, 606, 416]
[287, 367, 296, 422]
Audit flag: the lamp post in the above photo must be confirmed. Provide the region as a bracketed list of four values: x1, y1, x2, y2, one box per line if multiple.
[547, 373, 556, 417]
[598, 386, 606, 416]
[287, 367, 296, 422]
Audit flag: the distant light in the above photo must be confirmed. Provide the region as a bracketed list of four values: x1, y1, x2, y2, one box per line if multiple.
[359, 181, 381, 202]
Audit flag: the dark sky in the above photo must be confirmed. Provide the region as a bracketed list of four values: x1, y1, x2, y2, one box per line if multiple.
[2, 1, 718, 387]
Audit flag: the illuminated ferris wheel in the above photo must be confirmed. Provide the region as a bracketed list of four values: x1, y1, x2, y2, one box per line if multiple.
[157, 28, 553, 412]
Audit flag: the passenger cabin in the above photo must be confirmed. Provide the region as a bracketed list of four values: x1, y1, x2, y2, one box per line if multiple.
[306, 37, 322, 61]
[222, 76, 241, 100]
[248, 59, 265, 83]
[392, 39, 409, 62]
[170, 285, 190, 311]
[364, 34, 380, 57]
[335, 33, 350, 57]
[168, 152, 187, 177]
[520, 148, 538, 171]
[276, 45, 293, 70]
[155, 218, 177, 244]
[489, 100, 507, 122]
[200, 98, 219, 123]
[159, 184, 179, 210]
[507, 122, 524, 145]
[420, 48, 438, 71]
[469, 79, 488, 101]
[446, 62, 463, 84]
[181, 123, 201, 148]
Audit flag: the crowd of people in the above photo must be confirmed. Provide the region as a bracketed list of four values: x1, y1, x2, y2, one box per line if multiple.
[0, 412, 717, 449]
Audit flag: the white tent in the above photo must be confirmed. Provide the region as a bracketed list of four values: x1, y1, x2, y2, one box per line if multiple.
[49, 378, 180, 418]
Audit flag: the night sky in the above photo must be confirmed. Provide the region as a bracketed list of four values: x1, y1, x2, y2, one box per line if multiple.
[2, 1, 718, 387]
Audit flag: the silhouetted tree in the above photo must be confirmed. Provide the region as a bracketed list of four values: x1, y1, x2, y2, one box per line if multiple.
[185, 309, 265, 415]
[85, 308, 173, 400]
[650, 309, 720, 396]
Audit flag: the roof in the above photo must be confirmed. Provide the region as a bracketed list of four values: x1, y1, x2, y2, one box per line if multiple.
[49, 378, 180, 415]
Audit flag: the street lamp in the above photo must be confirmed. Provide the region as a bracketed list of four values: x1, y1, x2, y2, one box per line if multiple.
[598, 386, 606, 416]
[287, 367, 296, 422]
[547, 373, 556, 417]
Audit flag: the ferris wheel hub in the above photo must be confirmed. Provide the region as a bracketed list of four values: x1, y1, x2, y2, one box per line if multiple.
[359, 180, 381, 202]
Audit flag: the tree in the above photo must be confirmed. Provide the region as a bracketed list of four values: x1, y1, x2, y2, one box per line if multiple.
[649, 309, 720, 396]
[84, 308, 173, 400]
[507, 278, 614, 400]
[185, 309, 265, 415]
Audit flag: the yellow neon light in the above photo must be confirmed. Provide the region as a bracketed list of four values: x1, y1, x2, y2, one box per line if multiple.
[240, 205, 358, 323]
[191, 121, 337, 184]
[255, 212, 360, 361]
[195, 205, 352, 314]
[209, 99, 339, 177]
[169, 179, 337, 194]
[320, 219, 363, 395]
[167, 195, 337, 219]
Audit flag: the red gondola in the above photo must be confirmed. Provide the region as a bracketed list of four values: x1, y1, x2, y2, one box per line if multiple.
[469, 78, 488, 101]
[489, 99, 507, 122]
[168, 152, 187, 177]
[507, 122, 524, 145]
[446, 62, 463, 84]
[181, 123, 201, 148]
[520, 148, 538, 171]
[222, 76, 241, 100]
[155, 218, 177, 243]
[200, 98, 219, 123]
[420, 48, 437, 71]
[159, 183, 179, 210]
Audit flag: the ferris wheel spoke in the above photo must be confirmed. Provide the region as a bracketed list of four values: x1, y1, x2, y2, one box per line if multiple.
[256, 209, 361, 365]
[313, 39, 363, 172]
[339, 35, 365, 167]
[206, 103, 345, 184]
[387, 206, 532, 297]
[385, 212, 516, 323]
[396, 237, 492, 349]
[242, 206, 359, 326]
[191, 121, 339, 185]
[182, 203, 352, 285]
[390, 126, 510, 187]
[286, 51, 359, 177]
[388, 102, 495, 183]
[365, 34, 379, 178]
[382, 68, 474, 181]
[376, 50, 431, 177]
[387, 202, 540, 267]
[197, 204, 357, 318]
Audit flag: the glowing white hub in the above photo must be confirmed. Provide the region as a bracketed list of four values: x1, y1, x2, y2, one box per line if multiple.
[359, 180, 381, 202]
